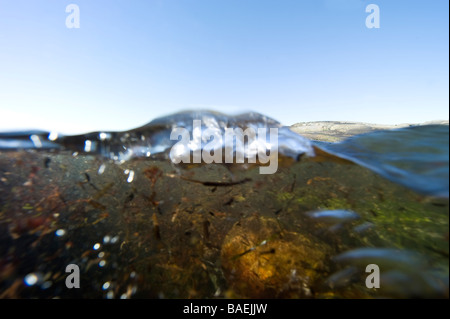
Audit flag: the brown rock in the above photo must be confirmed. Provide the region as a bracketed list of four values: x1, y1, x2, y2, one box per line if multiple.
[221, 216, 330, 298]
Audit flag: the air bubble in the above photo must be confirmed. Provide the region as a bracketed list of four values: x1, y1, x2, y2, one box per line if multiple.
[24, 273, 40, 286]
[41, 281, 52, 289]
[84, 140, 92, 152]
[103, 235, 111, 244]
[48, 132, 59, 141]
[127, 170, 135, 183]
[98, 164, 106, 175]
[99, 132, 111, 141]
[30, 135, 42, 148]
[55, 229, 66, 237]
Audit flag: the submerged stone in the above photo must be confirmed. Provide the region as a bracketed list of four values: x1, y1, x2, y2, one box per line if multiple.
[0, 111, 448, 299]
[220, 216, 331, 298]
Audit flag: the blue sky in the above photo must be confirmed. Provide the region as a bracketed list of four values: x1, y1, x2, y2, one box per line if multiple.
[0, 0, 448, 134]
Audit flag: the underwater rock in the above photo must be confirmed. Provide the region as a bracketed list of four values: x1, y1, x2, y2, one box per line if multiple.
[0, 111, 448, 299]
[220, 216, 330, 298]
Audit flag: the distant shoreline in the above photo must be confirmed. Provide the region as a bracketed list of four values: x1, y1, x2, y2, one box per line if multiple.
[290, 120, 449, 142]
